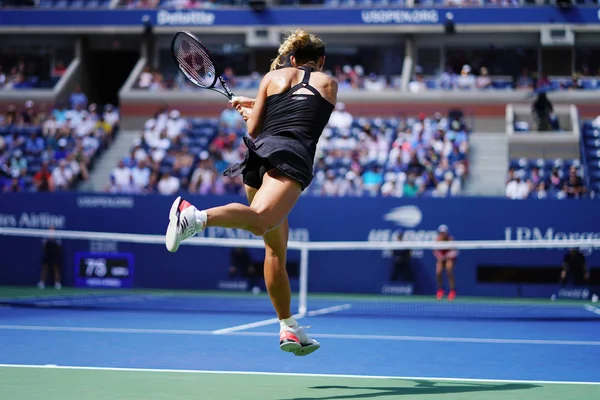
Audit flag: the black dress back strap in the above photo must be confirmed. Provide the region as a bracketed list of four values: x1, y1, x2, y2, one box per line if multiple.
[290, 65, 320, 97]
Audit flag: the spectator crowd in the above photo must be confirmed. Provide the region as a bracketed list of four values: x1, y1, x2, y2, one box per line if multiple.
[0, 88, 119, 192]
[505, 159, 587, 200]
[106, 105, 470, 198]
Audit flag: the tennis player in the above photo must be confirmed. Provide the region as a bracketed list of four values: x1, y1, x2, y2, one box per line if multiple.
[434, 224, 458, 300]
[165, 29, 337, 356]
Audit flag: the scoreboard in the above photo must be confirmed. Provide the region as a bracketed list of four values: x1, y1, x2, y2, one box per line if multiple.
[74, 252, 135, 288]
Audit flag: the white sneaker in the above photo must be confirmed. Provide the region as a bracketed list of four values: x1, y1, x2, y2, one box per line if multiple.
[37, 282, 45, 289]
[54, 283, 62, 290]
[165, 196, 202, 253]
[279, 325, 320, 357]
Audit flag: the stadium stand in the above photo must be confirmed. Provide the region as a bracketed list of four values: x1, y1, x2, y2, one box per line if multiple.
[506, 158, 587, 200]
[582, 119, 600, 193]
[0, 100, 120, 192]
[36, 0, 112, 7]
[106, 106, 469, 197]
[134, 62, 600, 94]
[0, 51, 65, 90]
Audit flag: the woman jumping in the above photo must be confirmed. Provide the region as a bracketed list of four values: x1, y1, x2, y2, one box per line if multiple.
[165, 29, 338, 356]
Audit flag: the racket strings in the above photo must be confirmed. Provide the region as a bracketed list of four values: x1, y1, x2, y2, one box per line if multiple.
[173, 35, 216, 88]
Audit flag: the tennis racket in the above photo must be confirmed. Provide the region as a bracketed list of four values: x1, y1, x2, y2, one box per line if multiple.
[170, 31, 235, 100]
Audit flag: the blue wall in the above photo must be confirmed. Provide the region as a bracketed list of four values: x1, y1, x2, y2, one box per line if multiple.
[1, 193, 599, 297]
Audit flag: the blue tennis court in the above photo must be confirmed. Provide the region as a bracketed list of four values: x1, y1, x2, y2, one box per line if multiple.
[1, 289, 599, 399]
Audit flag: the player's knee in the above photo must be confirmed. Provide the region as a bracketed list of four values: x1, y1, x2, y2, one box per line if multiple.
[249, 209, 273, 237]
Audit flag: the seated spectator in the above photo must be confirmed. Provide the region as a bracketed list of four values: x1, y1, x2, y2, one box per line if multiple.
[103, 104, 120, 130]
[403, 173, 419, 197]
[52, 60, 67, 78]
[516, 68, 533, 90]
[219, 106, 244, 131]
[419, 170, 438, 195]
[364, 73, 386, 91]
[110, 160, 132, 192]
[157, 170, 180, 195]
[363, 165, 383, 196]
[25, 130, 45, 157]
[456, 65, 476, 90]
[549, 167, 563, 191]
[166, 109, 188, 140]
[475, 67, 492, 90]
[69, 85, 88, 109]
[436, 171, 461, 197]
[322, 170, 339, 197]
[328, 102, 353, 130]
[10, 149, 27, 177]
[563, 166, 586, 199]
[505, 171, 529, 199]
[5, 170, 24, 192]
[51, 159, 74, 191]
[533, 181, 548, 199]
[138, 66, 153, 88]
[33, 162, 54, 192]
[408, 66, 427, 93]
[189, 157, 217, 195]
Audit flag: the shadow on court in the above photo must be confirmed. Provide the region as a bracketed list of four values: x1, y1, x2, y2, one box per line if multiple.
[282, 379, 539, 400]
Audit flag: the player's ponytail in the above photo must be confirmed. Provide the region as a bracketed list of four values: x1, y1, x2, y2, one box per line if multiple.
[270, 29, 325, 71]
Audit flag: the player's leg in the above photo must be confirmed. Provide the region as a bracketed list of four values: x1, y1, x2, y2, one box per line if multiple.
[52, 263, 62, 290]
[435, 260, 445, 300]
[38, 262, 48, 289]
[262, 217, 319, 356]
[166, 169, 301, 252]
[446, 258, 457, 300]
[244, 182, 319, 355]
[262, 218, 291, 320]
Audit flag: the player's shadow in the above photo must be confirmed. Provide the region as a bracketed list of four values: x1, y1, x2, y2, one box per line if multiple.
[282, 379, 538, 400]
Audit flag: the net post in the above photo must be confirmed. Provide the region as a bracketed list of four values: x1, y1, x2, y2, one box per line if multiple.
[298, 245, 309, 317]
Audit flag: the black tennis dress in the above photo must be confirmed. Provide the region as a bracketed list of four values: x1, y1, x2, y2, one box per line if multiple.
[224, 66, 335, 191]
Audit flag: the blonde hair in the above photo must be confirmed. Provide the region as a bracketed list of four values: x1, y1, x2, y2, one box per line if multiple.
[270, 29, 325, 71]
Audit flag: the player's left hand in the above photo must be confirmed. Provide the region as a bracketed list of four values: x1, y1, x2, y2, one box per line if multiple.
[235, 105, 252, 121]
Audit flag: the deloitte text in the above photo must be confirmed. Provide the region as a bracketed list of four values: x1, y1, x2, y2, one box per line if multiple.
[505, 227, 600, 242]
[361, 9, 439, 24]
[157, 10, 215, 26]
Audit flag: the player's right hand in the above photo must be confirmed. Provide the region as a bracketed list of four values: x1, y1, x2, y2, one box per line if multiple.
[230, 96, 255, 108]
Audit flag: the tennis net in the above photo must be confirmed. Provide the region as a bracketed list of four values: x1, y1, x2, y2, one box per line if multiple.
[1, 227, 599, 321]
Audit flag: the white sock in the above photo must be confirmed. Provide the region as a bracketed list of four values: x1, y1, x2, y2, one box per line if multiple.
[194, 210, 207, 231]
[280, 316, 297, 329]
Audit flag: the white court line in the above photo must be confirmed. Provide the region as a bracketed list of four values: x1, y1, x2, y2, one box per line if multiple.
[1, 324, 599, 346]
[211, 304, 351, 334]
[0, 364, 598, 386]
[584, 304, 600, 316]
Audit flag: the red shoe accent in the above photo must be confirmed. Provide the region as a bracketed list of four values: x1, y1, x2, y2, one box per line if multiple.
[279, 331, 300, 344]
[448, 289, 456, 301]
[436, 289, 445, 300]
[179, 200, 192, 213]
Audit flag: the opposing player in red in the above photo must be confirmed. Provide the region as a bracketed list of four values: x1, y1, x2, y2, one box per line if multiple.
[433, 224, 458, 300]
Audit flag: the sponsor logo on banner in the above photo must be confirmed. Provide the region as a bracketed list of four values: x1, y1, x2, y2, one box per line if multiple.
[77, 196, 134, 209]
[361, 9, 439, 24]
[198, 227, 309, 242]
[383, 206, 422, 228]
[381, 284, 414, 295]
[157, 10, 216, 26]
[370, 206, 439, 259]
[557, 288, 590, 300]
[504, 227, 600, 253]
[0, 212, 66, 229]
